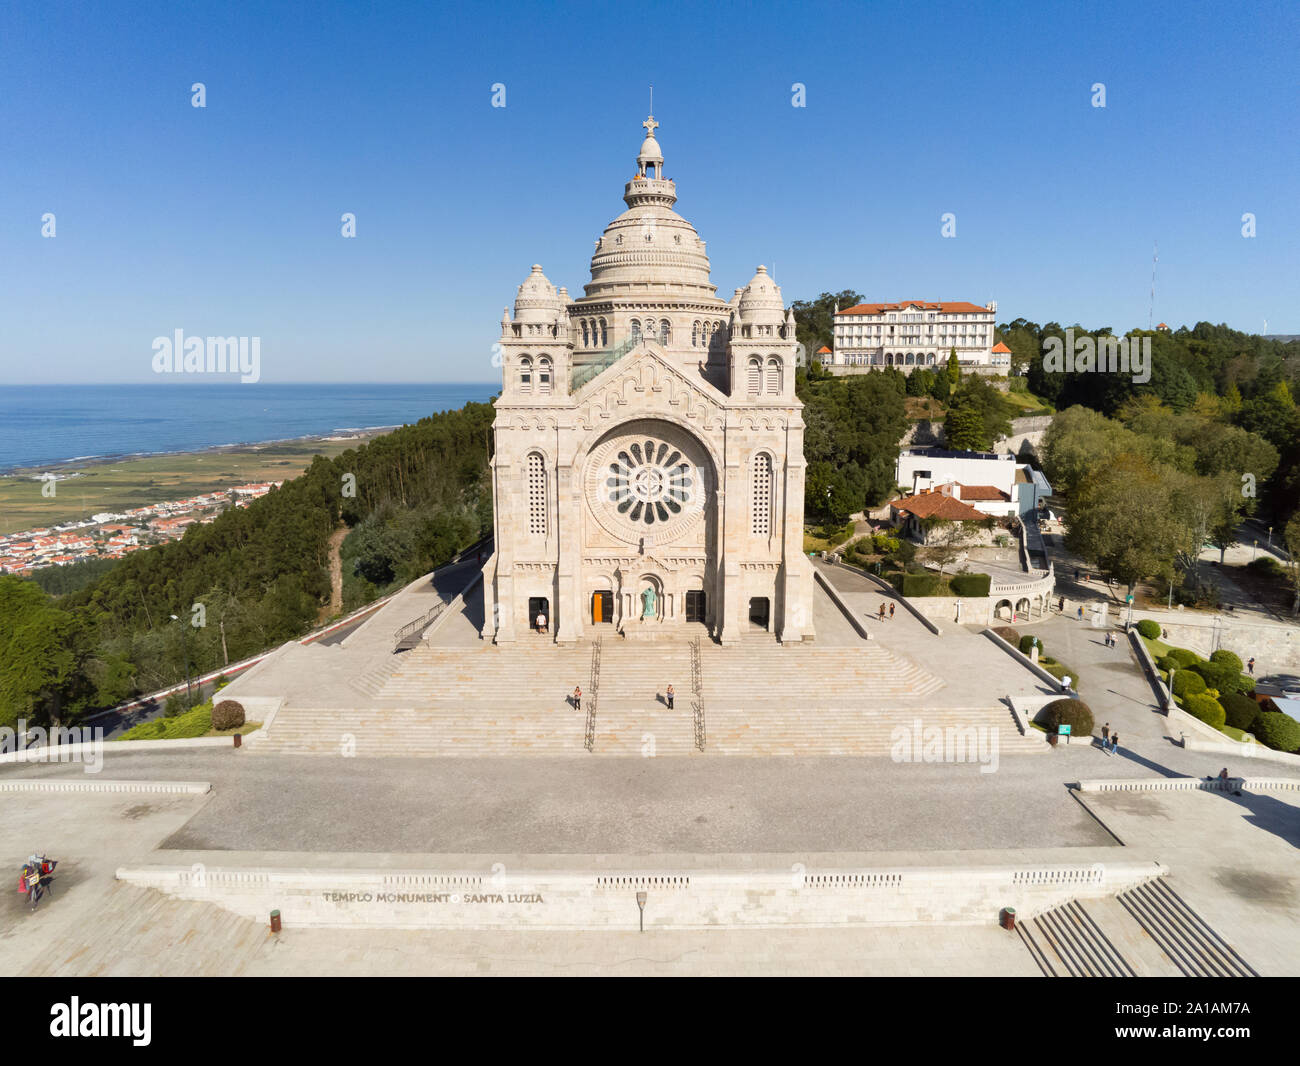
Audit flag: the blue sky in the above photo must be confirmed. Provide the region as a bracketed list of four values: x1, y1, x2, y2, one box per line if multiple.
[1, 0, 1296, 384]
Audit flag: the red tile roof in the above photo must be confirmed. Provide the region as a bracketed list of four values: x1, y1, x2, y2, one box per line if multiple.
[955, 484, 1011, 501]
[816, 345, 831, 354]
[990, 342, 1011, 353]
[890, 488, 989, 522]
[836, 301, 992, 316]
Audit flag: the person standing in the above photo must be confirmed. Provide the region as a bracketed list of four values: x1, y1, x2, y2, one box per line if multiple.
[878, 603, 886, 622]
[1061, 674, 1072, 694]
[1247, 657, 1256, 675]
[1077, 605, 1084, 621]
[573, 685, 582, 711]
[536, 611, 548, 634]
[888, 602, 896, 620]
[666, 684, 675, 710]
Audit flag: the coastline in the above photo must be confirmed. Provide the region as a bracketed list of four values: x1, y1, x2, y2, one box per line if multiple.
[0, 427, 397, 536]
[0, 425, 402, 479]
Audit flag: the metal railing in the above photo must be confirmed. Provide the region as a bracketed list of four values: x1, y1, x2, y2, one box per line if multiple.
[584, 637, 601, 752]
[690, 637, 705, 752]
[393, 599, 449, 651]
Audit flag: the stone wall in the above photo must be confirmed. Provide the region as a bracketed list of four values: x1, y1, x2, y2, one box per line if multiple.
[117, 859, 1165, 930]
[1134, 611, 1300, 671]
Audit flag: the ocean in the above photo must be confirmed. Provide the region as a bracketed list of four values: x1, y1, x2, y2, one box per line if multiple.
[0, 383, 499, 472]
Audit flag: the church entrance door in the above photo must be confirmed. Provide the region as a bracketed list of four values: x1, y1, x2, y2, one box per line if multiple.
[591, 591, 613, 624]
[685, 590, 706, 623]
[748, 597, 770, 630]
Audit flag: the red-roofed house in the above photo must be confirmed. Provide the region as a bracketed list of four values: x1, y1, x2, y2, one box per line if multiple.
[887, 482, 1014, 541]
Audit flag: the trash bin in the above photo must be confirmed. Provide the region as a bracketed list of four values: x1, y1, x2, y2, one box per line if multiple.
[270, 909, 281, 933]
[1001, 907, 1016, 931]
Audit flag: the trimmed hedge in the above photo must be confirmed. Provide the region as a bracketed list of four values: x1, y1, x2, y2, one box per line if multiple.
[1155, 654, 1178, 672]
[1209, 649, 1243, 672]
[1136, 619, 1161, 640]
[1019, 634, 1044, 655]
[1039, 698, 1095, 738]
[1166, 647, 1202, 669]
[900, 573, 947, 597]
[950, 572, 991, 597]
[1252, 711, 1300, 753]
[1189, 660, 1250, 695]
[992, 626, 1021, 646]
[212, 700, 246, 731]
[1183, 694, 1226, 730]
[1171, 670, 1207, 698]
[1221, 691, 1261, 732]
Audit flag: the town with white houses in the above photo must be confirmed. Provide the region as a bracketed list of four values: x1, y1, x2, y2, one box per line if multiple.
[0, 481, 281, 576]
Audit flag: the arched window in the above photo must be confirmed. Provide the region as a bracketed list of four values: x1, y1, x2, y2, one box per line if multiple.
[692, 321, 700, 347]
[581, 322, 589, 347]
[659, 319, 671, 345]
[526, 452, 547, 535]
[766, 356, 782, 394]
[747, 357, 761, 395]
[752, 454, 773, 536]
[599, 319, 608, 346]
[537, 356, 552, 394]
[519, 355, 532, 393]
[630, 319, 641, 344]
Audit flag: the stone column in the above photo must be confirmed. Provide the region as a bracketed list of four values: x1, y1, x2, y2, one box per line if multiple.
[778, 420, 810, 642]
[488, 451, 517, 643]
[716, 461, 743, 645]
[554, 451, 582, 644]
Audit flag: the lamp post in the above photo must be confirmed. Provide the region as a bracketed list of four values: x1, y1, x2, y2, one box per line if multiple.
[1252, 540, 1258, 561]
[169, 614, 193, 706]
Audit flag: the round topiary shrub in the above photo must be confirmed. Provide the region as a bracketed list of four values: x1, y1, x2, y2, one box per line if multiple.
[1166, 647, 1202, 669]
[1190, 660, 1248, 695]
[1221, 691, 1261, 732]
[1155, 654, 1178, 672]
[211, 700, 246, 731]
[1238, 675, 1255, 694]
[1039, 698, 1095, 738]
[993, 626, 1021, 646]
[1136, 619, 1161, 640]
[1182, 693, 1226, 730]
[1209, 649, 1243, 672]
[1252, 711, 1300, 753]
[1171, 670, 1207, 698]
[1019, 634, 1044, 655]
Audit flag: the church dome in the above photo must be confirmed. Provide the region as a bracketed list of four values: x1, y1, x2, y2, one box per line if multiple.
[737, 266, 786, 325]
[513, 264, 564, 322]
[577, 116, 723, 305]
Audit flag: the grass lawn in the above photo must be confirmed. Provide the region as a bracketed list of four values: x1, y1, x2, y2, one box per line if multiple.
[803, 523, 855, 554]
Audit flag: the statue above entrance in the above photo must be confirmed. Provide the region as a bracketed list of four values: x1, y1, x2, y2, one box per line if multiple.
[641, 585, 657, 619]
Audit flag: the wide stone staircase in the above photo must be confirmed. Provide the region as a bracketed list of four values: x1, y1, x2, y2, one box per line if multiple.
[254, 634, 1043, 758]
[1017, 878, 1257, 977]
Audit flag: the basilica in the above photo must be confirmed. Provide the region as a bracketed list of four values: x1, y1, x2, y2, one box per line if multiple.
[479, 116, 814, 646]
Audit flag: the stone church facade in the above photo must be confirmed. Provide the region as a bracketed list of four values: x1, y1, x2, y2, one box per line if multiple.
[480, 116, 814, 646]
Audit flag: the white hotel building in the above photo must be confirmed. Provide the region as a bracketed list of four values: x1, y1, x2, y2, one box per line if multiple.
[825, 300, 1010, 377]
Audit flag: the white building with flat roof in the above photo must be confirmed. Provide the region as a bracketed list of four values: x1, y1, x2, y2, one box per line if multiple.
[826, 300, 1009, 377]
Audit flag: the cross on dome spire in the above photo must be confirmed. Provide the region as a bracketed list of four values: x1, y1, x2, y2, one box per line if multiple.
[642, 114, 658, 136]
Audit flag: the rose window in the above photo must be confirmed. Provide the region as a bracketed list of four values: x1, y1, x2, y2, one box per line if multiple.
[605, 439, 694, 526]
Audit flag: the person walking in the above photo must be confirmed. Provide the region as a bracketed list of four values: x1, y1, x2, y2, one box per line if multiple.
[1101, 722, 1110, 742]
[666, 684, 675, 710]
[1057, 595, 1065, 613]
[1247, 657, 1256, 675]
[878, 603, 886, 622]
[573, 685, 582, 711]
[1109, 731, 1120, 755]
[1077, 605, 1084, 621]
[888, 602, 896, 620]
[536, 611, 548, 634]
